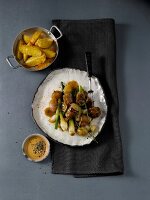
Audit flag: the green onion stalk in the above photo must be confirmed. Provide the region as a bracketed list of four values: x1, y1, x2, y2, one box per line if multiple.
[69, 119, 75, 136]
[59, 111, 68, 131]
[55, 99, 61, 129]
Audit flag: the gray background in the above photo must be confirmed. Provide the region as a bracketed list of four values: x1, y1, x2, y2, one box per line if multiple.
[0, 0, 150, 199]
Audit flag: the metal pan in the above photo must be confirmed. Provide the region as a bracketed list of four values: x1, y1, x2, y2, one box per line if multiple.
[6, 25, 62, 71]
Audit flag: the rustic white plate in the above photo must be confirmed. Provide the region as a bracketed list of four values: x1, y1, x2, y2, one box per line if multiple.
[32, 68, 107, 146]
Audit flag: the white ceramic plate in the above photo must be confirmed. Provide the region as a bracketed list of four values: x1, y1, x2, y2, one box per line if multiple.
[32, 68, 107, 146]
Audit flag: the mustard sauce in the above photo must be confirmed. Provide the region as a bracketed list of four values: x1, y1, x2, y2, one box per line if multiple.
[24, 136, 46, 160]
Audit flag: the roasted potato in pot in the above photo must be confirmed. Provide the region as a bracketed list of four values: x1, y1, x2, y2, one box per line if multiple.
[15, 29, 57, 70]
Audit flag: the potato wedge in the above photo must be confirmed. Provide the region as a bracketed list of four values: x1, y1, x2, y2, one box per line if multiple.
[35, 58, 52, 70]
[42, 49, 56, 58]
[40, 32, 48, 38]
[35, 38, 53, 48]
[23, 54, 28, 62]
[23, 34, 31, 44]
[22, 42, 32, 61]
[19, 45, 42, 57]
[25, 53, 46, 67]
[16, 39, 24, 60]
[30, 30, 42, 44]
[50, 45, 56, 51]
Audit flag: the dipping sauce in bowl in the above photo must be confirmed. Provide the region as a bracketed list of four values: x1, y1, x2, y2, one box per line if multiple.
[22, 134, 50, 162]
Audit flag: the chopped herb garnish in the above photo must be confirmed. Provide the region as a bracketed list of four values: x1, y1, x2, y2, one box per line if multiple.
[33, 141, 46, 155]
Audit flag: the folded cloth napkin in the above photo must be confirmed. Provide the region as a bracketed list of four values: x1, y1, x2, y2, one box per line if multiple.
[51, 19, 124, 177]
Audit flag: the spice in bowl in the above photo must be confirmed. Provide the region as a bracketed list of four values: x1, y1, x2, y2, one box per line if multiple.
[22, 134, 50, 162]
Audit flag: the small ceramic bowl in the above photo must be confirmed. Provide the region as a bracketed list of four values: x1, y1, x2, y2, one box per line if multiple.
[22, 133, 50, 162]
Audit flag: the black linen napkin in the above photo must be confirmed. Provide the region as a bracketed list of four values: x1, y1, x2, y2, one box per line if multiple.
[51, 19, 124, 177]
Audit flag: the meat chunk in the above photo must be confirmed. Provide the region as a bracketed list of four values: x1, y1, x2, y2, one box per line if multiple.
[65, 103, 80, 119]
[51, 91, 62, 100]
[79, 115, 91, 127]
[63, 93, 73, 107]
[76, 91, 88, 106]
[49, 98, 58, 113]
[86, 97, 93, 108]
[88, 107, 101, 118]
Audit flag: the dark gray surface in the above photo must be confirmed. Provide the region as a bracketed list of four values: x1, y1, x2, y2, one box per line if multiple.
[0, 0, 150, 199]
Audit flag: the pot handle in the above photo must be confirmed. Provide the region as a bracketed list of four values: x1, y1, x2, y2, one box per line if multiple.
[49, 25, 62, 40]
[6, 55, 20, 69]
